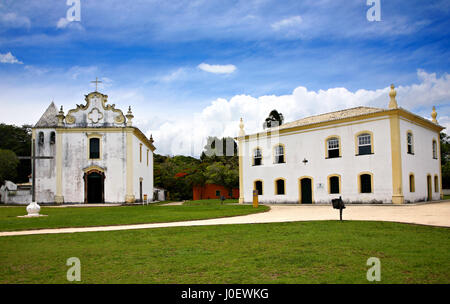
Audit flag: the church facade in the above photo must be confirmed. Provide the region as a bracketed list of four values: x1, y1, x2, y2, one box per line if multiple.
[237, 85, 444, 204]
[33, 90, 155, 204]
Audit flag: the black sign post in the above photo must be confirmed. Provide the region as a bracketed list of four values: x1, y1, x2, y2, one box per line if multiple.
[331, 196, 346, 221]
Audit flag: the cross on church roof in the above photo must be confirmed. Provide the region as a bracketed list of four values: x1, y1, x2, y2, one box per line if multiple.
[91, 77, 102, 91]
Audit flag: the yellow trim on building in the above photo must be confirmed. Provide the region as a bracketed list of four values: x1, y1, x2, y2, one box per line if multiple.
[357, 172, 374, 194]
[389, 113, 404, 204]
[240, 109, 444, 142]
[86, 133, 103, 160]
[274, 177, 286, 195]
[125, 129, 135, 203]
[432, 138, 438, 159]
[139, 143, 143, 163]
[298, 176, 315, 204]
[253, 179, 264, 195]
[55, 130, 64, 204]
[327, 174, 341, 194]
[406, 130, 414, 154]
[434, 174, 439, 193]
[82, 165, 105, 173]
[238, 138, 244, 204]
[438, 132, 444, 199]
[273, 143, 286, 164]
[355, 130, 374, 155]
[252, 146, 263, 166]
[324, 135, 341, 158]
[409, 173, 415, 192]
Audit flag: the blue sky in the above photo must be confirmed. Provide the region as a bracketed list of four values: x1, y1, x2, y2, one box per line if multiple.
[1, 0, 449, 155]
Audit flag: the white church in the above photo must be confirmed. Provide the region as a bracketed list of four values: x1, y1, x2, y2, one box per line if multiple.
[237, 85, 444, 204]
[33, 88, 155, 204]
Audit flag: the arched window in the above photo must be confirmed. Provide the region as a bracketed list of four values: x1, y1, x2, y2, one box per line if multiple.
[254, 180, 263, 195]
[435, 175, 439, 193]
[253, 148, 262, 166]
[359, 173, 373, 193]
[407, 132, 413, 154]
[38, 132, 44, 145]
[274, 144, 285, 164]
[432, 139, 437, 159]
[275, 178, 285, 195]
[328, 175, 340, 194]
[50, 132, 56, 145]
[409, 174, 415, 192]
[357, 133, 372, 155]
[89, 138, 100, 159]
[326, 137, 340, 158]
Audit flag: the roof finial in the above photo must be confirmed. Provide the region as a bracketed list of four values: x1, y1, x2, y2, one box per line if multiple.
[126, 106, 134, 126]
[388, 84, 398, 109]
[239, 118, 245, 137]
[431, 106, 438, 124]
[149, 134, 154, 143]
[56, 105, 65, 127]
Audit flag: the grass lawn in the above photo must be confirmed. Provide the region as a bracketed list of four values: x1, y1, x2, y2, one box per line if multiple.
[0, 199, 269, 232]
[0, 220, 448, 284]
[444, 195, 450, 200]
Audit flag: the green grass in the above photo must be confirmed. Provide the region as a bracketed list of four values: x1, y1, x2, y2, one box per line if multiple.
[0, 199, 269, 232]
[444, 195, 450, 200]
[0, 220, 448, 283]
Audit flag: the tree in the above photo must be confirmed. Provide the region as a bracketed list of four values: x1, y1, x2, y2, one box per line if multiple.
[0, 124, 31, 183]
[441, 132, 450, 189]
[204, 162, 239, 194]
[0, 149, 19, 185]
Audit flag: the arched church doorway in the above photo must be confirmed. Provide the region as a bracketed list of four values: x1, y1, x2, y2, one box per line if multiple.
[84, 170, 105, 203]
[299, 177, 313, 204]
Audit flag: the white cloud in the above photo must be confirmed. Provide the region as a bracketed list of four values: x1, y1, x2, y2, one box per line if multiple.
[0, 52, 23, 64]
[198, 63, 237, 74]
[0, 12, 31, 28]
[144, 70, 450, 156]
[56, 17, 70, 29]
[271, 16, 302, 31]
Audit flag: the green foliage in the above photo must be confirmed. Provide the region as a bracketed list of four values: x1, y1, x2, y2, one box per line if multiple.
[0, 124, 31, 183]
[154, 137, 239, 200]
[0, 149, 19, 185]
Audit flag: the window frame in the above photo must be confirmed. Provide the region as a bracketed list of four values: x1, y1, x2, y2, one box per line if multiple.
[355, 131, 374, 156]
[409, 173, 415, 192]
[325, 136, 341, 159]
[87, 133, 102, 160]
[358, 172, 373, 193]
[254, 180, 263, 195]
[252, 147, 263, 166]
[274, 178, 286, 195]
[327, 174, 341, 194]
[434, 175, 439, 193]
[432, 139, 438, 159]
[273, 144, 286, 164]
[406, 131, 414, 155]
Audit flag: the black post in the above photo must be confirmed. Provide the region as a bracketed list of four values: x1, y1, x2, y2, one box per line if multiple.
[340, 207, 342, 221]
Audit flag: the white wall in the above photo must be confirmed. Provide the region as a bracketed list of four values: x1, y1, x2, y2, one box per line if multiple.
[400, 118, 441, 202]
[35, 128, 57, 203]
[242, 117, 394, 203]
[132, 135, 154, 202]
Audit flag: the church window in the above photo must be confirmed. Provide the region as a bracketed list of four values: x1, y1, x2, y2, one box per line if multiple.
[275, 178, 285, 195]
[50, 132, 56, 145]
[409, 174, 415, 192]
[359, 173, 372, 193]
[274, 144, 285, 164]
[328, 175, 340, 194]
[254, 180, 263, 195]
[327, 137, 340, 158]
[140, 143, 143, 163]
[434, 175, 439, 193]
[407, 132, 414, 154]
[357, 133, 372, 155]
[89, 138, 100, 159]
[432, 139, 437, 159]
[38, 132, 44, 145]
[147, 149, 149, 166]
[253, 148, 262, 166]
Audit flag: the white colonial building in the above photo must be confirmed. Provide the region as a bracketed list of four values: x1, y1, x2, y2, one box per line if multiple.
[33, 90, 155, 204]
[237, 85, 444, 204]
